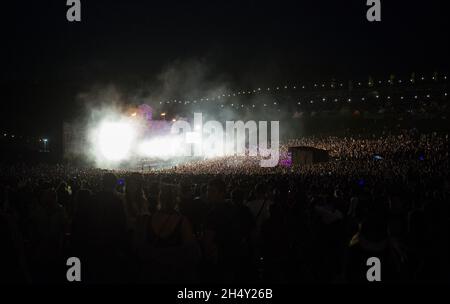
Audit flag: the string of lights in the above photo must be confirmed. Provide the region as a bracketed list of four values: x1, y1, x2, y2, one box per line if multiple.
[155, 73, 448, 106]
[158, 92, 449, 111]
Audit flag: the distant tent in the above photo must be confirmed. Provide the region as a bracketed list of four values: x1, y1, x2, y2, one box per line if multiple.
[288, 146, 329, 166]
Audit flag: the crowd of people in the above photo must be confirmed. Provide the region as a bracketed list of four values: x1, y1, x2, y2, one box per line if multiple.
[0, 130, 449, 284]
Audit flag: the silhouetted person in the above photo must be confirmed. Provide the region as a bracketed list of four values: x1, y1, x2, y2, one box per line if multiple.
[0, 212, 31, 283]
[70, 188, 95, 281]
[203, 178, 242, 283]
[346, 215, 397, 283]
[29, 187, 66, 283]
[136, 184, 200, 283]
[178, 180, 206, 236]
[231, 188, 257, 282]
[89, 173, 127, 283]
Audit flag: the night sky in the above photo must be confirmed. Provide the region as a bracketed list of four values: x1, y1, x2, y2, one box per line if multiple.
[1, 0, 449, 137]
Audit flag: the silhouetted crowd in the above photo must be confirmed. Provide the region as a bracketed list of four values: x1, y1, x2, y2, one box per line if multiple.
[1, 130, 449, 284]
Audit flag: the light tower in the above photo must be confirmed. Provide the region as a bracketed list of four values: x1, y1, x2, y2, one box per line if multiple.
[138, 104, 153, 122]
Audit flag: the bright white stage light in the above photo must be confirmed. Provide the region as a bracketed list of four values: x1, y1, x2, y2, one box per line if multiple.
[97, 121, 136, 161]
[138, 136, 183, 159]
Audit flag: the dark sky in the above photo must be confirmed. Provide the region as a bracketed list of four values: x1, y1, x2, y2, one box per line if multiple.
[1, 0, 449, 136]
